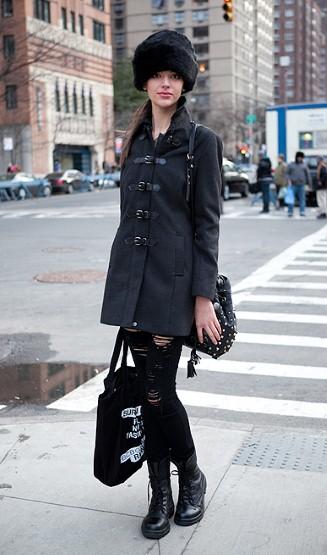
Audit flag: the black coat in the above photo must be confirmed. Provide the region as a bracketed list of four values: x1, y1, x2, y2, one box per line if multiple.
[100, 99, 222, 336]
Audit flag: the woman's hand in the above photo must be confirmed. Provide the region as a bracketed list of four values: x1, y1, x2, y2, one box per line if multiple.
[194, 296, 222, 345]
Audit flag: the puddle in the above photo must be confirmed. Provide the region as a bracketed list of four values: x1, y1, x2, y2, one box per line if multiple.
[0, 362, 101, 405]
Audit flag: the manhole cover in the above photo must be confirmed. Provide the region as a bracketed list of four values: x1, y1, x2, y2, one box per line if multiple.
[34, 270, 106, 284]
[43, 247, 84, 253]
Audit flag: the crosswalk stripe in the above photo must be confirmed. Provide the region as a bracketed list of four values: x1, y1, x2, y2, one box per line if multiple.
[297, 253, 327, 259]
[178, 390, 327, 419]
[261, 281, 327, 290]
[46, 355, 327, 414]
[178, 358, 327, 380]
[278, 269, 327, 276]
[288, 260, 327, 267]
[239, 293, 327, 306]
[306, 246, 327, 252]
[237, 332, 327, 348]
[236, 310, 327, 324]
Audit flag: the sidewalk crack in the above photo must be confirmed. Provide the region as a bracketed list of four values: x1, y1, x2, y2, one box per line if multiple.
[2, 494, 142, 519]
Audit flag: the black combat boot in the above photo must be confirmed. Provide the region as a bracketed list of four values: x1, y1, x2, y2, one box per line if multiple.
[173, 451, 206, 526]
[141, 456, 175, 539]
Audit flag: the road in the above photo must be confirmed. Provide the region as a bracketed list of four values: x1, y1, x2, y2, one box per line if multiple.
[0, 188, 326, 430]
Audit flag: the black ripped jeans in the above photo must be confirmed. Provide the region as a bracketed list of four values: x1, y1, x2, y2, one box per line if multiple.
[123, 328, 195, 463]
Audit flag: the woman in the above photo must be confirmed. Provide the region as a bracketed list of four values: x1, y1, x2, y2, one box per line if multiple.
[256, 156, 273, 213]
[316, 157, 327, 219]
[101, 30, 222, 539]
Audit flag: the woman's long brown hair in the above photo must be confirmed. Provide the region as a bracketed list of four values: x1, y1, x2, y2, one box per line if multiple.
[120, 99, 152, 166]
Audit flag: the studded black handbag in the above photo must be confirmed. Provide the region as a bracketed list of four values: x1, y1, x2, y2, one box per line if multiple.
[184, 122, 237, 377]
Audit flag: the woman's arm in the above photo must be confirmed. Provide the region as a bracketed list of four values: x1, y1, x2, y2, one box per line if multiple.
[192, 129, 223, 344]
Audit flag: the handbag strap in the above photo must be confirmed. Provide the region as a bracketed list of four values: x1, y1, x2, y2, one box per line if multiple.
[109, 327, 128, 374]
[186, 121, 199, 236]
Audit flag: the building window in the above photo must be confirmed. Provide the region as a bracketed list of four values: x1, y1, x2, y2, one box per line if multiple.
[175, 11, 184, 24]
[61, 8, 67, 29]
[89, 89, 94, 117]
[3, 35, 15, 58]
[64, 82, 69, 113]
[192, 9, 208, 22]
[55, 81, 60, 112]
[194, 42, 209, 55]
[175, 0, 184, 6]
[5, 85, 17, 109]
[152, 13, 168, 26]
[92, 0, 104, 10]
[93, 20, 106, 42]
[1, 0, 13, 16]
[152, 0, 166, 8]
[73, 84, 78, 114]
[34, 0, 51, 23]
[81, 86, 86, 115]
[71, 11, 76, 32]
[115, 33, 125, 46]
[113, 3, 124, 16]
[115, 17, 124, 30]
[79, 14, 84, 35]
[193, 25, 209, 38]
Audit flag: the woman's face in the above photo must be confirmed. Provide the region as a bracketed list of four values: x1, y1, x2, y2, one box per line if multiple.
[145, 70, 184, 110]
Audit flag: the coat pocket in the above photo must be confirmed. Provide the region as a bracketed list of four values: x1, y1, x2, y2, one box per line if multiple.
[174, 235, 185, 276]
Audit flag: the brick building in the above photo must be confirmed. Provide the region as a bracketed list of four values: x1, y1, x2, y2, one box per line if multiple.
[0, 0, 114, 175]
[273, 0, 326, 104]
[110, 0, 273, 157]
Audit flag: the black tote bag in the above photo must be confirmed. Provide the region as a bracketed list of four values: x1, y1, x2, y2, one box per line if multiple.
[94, 328, 146, 487]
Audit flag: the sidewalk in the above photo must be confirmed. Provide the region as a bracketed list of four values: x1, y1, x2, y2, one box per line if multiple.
[0, 416, 326, 555]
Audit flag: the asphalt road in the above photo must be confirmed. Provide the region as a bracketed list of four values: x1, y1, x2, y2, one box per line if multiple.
[0, 188, 326, 430]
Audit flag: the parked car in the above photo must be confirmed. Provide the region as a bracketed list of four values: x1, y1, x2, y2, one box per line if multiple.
[235, 162, 257, 185]
[222, 158, 249, 200]
[86, 173, 117, 189]
[45, 170, 92, 194]
[0, 172, 51, 200]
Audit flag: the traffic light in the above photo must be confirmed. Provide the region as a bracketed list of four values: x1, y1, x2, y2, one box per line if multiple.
[222, 0, 233, 22]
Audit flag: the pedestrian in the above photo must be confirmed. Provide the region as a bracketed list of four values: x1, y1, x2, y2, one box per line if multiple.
[316, 157, 327, 219]
[274, 154, 287, 208]
[100, 30, 222, 539]
[256, 156, 273, 213]
[286, 151, 311, 217]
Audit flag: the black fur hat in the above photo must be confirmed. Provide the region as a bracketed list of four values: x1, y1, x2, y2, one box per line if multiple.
[132, 30, 198, 93]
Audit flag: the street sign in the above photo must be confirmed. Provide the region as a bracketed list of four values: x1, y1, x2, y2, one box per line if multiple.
[3, 137, 13, 151]
[246, 114, 256, 124]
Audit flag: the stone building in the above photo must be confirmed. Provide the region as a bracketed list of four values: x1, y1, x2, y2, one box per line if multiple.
[273, 0, 326, 104]
[0, 0, 114, 174]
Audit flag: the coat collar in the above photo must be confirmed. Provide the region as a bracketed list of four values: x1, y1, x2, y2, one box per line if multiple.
[140, 96, 193, 150]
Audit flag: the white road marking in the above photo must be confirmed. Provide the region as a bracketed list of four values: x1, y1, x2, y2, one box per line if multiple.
[236, 310, 327, 324]
[0, 405, 6, 410]
[278, 269, 327, 277]
[306, 246, 327, 252]
[288, 260, 327, 267]
[178, 390, 327, 419]
[237, 332, 327, 348]
[261, 282, 327, 290]
[46, 356, 327, 413]
[233, 225, 327, 294]
[47, 370, 107, 412]
[238, 294, 327, 306]
[178, 358, 327, 380]
[297, 253, 327, 259]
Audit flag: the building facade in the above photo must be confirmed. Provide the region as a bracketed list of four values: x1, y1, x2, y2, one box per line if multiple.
[0, 0, 114, 175]
[110, 0, 273, 157]
[273, 0, 326, 105]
